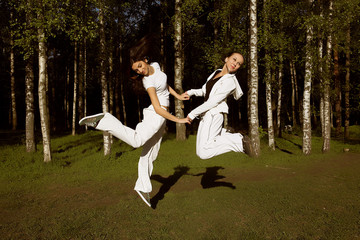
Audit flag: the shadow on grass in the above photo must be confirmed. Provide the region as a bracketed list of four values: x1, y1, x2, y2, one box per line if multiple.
[150, 166, 190, 209]
[151, 166, 236, 209]
[193, 166, 236, 190]
[275, 146, 294, 154]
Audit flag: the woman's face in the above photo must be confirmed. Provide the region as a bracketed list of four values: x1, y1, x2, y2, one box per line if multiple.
[225, 53, 244, 73]
[132, 60, 150, 76]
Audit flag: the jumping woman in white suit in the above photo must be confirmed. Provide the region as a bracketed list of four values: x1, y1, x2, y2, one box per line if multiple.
[79, 36, 190, 207]
[181, 52, 254, 159]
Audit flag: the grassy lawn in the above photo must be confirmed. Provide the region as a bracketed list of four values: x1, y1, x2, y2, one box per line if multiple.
[0, 127, 359, 240]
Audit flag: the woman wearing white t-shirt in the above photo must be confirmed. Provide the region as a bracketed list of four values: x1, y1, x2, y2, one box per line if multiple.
[79, 58, 189, 207]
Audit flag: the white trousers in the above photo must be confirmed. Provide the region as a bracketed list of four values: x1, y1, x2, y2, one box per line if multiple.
[196, 111, 244, 159]
[96, 109, 166, 193]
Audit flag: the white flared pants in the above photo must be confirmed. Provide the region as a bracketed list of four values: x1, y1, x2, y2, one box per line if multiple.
[196, 111, 244, 159]
[96, 109, 166, 193]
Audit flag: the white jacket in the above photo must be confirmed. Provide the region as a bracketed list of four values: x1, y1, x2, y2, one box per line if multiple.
[187, 69, 243, 120]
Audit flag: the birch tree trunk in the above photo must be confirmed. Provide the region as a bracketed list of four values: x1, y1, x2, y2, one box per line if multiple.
[99, 4, 111, 155]
[72, 41, 78, 136]
[38, 19, 51, 162]
[322, 0, 332, 152]
[25, 55, 36, 152]
[78, 42, 84, 123]
[344, 24, 350, 140]
[25, 4, 36, 152]
[109, 49, 114, 114]
[276, 52, 283, 137]
[302, 0, 314, 155]
[160, 4, 166, 70]
[10, 13, 17, 130]
[174, 0, 186, 141]
[248, 0, 260, 157]
[84, 38, 88, 131]
[266, 76, 275, 150]
[264, 0, 275, 150]
[319, 6, 325, 138]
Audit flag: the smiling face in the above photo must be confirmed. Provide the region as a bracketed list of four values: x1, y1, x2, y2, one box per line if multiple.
[225, 53, 244, 73]
[131, 59, 150, 76]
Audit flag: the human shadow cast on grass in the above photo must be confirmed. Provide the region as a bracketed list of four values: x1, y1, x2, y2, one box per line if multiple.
[193, 166, 236, 190]
[275, 146, 294, 154]
[150, 166, 190, 209]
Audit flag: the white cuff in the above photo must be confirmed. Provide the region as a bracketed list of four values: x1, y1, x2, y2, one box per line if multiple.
[188, 112, 196, 120]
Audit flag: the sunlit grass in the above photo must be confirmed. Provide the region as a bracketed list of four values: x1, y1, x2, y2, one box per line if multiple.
[0, 126, 359, 239]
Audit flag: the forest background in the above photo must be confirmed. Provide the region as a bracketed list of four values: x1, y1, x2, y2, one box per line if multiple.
[1, 0, 360, 161]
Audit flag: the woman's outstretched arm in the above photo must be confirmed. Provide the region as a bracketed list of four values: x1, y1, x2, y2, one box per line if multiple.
[147, 87, 190, 124]
[168, 85, 189, 101]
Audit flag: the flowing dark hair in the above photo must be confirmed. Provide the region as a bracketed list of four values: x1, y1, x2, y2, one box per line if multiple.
[129, 34, 161, 94]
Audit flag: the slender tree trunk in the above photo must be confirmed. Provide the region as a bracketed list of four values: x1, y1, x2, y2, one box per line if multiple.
[84, 38, 88, 131]
[10, 14, 17, 130]
[344, 24, 350, 140]
[25, 55, 36, 152]
[78, 42, 84, 124]
[322, 0, 332, 153]
[109, 49, 114, 114]
[248, 0, 260, 157]
[333, 44, 341, 137]
[319, 44, 325, 138]
[119, 42, 127, 125]
[38, 20, 51, 162]
[302, 0, 313, 155]
[160, 6, 165, 70]
[66, 67, 70, 129]
[99, 4, 111, 155]
[319, 6, 325, 138]
[276, 53, 283, 137]
[264, 0, 275, 150]
[266, 77, 275, 150]
[72, 41, 78, 136]
[290, 60, 297, 127]
[174, 0, 186, 141]
[25, 4, 36, 152]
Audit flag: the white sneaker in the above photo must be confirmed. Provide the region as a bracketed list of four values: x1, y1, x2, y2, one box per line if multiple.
[78, 113, 105, 128]
[135, 190, 151, 207]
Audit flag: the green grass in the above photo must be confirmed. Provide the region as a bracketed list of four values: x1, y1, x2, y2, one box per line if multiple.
[0, 126, 360, 240]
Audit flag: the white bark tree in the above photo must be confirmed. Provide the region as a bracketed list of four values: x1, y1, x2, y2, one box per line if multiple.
[302, 0, 314, 155]
[99, 3, 111, 155]
[174, 0, 186, 141]
[72, 41, 78, 136]
[10, 11, 17, 130]
[248, 0, 261, 157]
[264, 0, 275, 150]
[25, 54, 36, 153]
[37, 12, 51, 162]
[322, 0, 332, 153]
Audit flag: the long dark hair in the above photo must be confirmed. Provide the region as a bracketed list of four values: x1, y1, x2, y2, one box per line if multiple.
[129, 34, 160, 94]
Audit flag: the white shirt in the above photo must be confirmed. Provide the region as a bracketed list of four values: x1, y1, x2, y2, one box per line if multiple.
[142, 62, 170, 107]
[187, 69, 243, 120]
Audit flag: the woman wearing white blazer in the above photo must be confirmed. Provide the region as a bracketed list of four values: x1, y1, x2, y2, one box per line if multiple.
[182, 52, 253, 159]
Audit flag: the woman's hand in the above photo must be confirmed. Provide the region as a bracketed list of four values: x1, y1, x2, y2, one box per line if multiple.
[177, 117, 191, 124]
[180, 92, 190, 100]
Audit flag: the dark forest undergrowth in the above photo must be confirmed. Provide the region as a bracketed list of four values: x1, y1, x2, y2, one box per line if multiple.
[0, 127, 359, 240]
